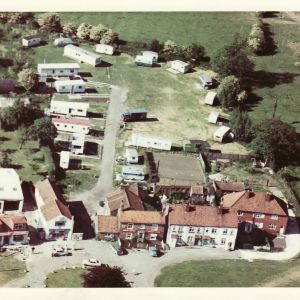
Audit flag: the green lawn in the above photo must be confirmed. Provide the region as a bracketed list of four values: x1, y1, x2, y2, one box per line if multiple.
[154, 259, 300, 287]
[0, 256, 26, 286]
[45, 268, 86, 288]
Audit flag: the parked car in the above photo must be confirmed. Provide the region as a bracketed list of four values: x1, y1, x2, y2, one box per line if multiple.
[110, 241, 124, 256]
[82, 259, 102, 268]
[148, 246, 159, 257]
[51, 250, 72, 257]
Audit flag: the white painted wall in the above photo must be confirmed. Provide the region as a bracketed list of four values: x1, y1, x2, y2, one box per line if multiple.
[50, 100, 89, 117]
[38, 66, 79, 77]
[127, 133, 172, 151]
[96, 44, 114, 55]
[64, 45, 101, 67]
[53, 121, 91, 135]
[54, 81, 86, 94]
[22, 38, 41, 47]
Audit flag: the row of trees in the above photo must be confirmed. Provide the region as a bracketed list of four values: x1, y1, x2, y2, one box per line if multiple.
[248, 18, 267, 55]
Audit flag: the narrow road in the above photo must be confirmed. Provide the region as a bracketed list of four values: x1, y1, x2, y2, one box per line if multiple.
[71, 85, 127, 214]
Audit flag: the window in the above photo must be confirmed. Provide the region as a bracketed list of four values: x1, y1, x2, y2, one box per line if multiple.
[197, 227, 202, 234]
[223, 229, 228, 235]
[127, 223, 133, 229]
[57, 124, 60, 127]
[125, 233, 132, 240]
[150, 234, 157, 240]
[172, 226, 177, 233]
[212, 228, 217, 234]
[178, 226, 183, 233]
[70, 70, 74, 73]
[254, 222, 263, 229]
[230, 229, 235, 235]
[151, 224, 158, 231]
[268, 224, 276, 230]
[205, 228, 210, 234]
[55, 221, 65, 227]
[271, 215, 278, 220]
[189, 227, 195, 233]
[221, 238, 226, 245]
[237, 211, 243, 216]
[78, 109, 83, 112]
[14, 224, 25, 230]
[78, 86, 82, 89]
[187, 236, 194, 243]
[140, 224, 145, 230]
[13, 235, 24, 242]
[64, 125, 67, 128]
[253, 213, 265, 219]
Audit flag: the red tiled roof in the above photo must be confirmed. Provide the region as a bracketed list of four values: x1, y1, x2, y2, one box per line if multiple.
[214, 181, 245, 192]
[52, 118, 92, 126]
[168, 204, 238, 228]
[123, 183, 144, 211]
[0, 215, 28, 234]
[106, 189, 130, 212]
[120, 210, 165, 225]
[222, 191, 288, 216]
[98, 216, 119, 233]
[190, 185, 205, 195]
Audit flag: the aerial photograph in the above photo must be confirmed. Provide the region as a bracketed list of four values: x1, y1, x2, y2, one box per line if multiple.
[0, 11, 299, 288]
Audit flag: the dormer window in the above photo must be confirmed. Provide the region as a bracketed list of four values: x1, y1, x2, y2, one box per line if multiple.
[14, 224, 25, 230]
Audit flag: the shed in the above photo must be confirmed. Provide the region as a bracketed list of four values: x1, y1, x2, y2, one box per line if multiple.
[64, 45, 101, 67]
[171, 60, 191, 73]
[208, 111, 220, 124]
[95, 44, 114, 55]
[199, 74, 213, 89]
[54, 37, 74, 47]
[125, 148, 139, 164]
[204, 91, 217, 105]
[60, 151, 70, 169]
[54, 79, 86, 94]
[213, 126, 234, 143]
[22, 36, 41, 47]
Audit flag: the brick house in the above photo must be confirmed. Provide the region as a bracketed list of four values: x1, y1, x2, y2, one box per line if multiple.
[221, 191, 289, 235]
[95, 215, 119, 242]
[0, 215, 29, 246]
[119, 210, 166, 249]
[166, 204, 238, 250]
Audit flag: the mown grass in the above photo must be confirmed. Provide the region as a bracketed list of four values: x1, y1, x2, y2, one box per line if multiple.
[0, 256, 26, 286]
[154, 259, 300, 287]
[45, 268, 86, 288]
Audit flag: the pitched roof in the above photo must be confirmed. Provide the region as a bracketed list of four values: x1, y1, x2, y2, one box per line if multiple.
[120, 210, 165, 225]
[168, 204, 238, 228]
[34, 178, 72, 221]
[52, 118, 92, 127]
[0, 168, 23, 200]
[123, 183, 144, 211]
[190, 185, 205, 195]
[106, 189, 130, 212]
[0, 215, 28, 233]
[222, 191, 288, 216]
[214, 181, 245, 192]
[23, 35, 39, 40]
[98, 216, 119, 233]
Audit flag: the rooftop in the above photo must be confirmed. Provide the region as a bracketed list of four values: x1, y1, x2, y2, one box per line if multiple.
[131, 132, 172, 143]
[120, 210, 165, 225]
[98, 215, 119, 233]
[214, 126, 231, 137]
[204, 91, 217, 105]
[65, 44, 102, 59]
[54, 79, 86, 86]
[51, 100, 89, 109]
[123, 108, 147, 115]
[208, 111, 220, 124]
[0, 168, 23, 201]
[214, 181, 245, 192]
[23, 35, 39, 40]
[38, 63, 80, 69]
[52, 118, 92, 127]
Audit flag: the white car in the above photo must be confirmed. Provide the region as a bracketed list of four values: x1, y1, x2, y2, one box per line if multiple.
[82, 259, 102, 268]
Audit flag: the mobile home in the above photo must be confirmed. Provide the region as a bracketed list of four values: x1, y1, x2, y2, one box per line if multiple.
[64, 45, 101, 67]
[54, 37, 74, 47]
[22, 36, 41, 47]
[54, 79, 86, 93]
[126, 132, 172, 151]
[204, 91, 217, 105]
[213, 126, 234, 143]
[121, 165, 145, 181]
[50, 100, 89, 117]
[95, 44, 114, 55]
[52, 118, 92, 135]
[199, 74, 213, 89]
[135, 55, 154, 67]
[142, 51, 158, 63]
[122, 109, 147, 122]
[171, 60, 191, 73]
[37, 63, 80, 77]
[60, 151, 70, 169]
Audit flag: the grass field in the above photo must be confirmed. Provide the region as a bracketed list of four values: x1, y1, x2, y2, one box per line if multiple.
[45, 268, 86, 288]
[0, 256, 26, 286]
[154, 259, 300, 287]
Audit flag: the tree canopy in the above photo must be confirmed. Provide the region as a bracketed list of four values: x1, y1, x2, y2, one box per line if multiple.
[81, 264, 131, 288]
[18, 68, 39, 92]
[77, 23, 93, 40]
[39, 13, 62, 32]
[251, 119, 299, 170]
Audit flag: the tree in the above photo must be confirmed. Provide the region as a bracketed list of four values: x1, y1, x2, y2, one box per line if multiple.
[39, 13, 62, 32]
[180, 43, 205, 63]
[162, 40, 179, 61]
[211, 38, 254, 78]
[62, 23, 77, 38]
[216, 75, 243, 109]
[81, 264, 131, 288]
[0, 152, 12, 168]
[90, 24, 108, 43]
[149, 39, 163, 53]
[229, 108, 254, 142]
[251, 119, 299, 170]
[248, 20, 267, 54]
[100, 29, 118, 45]
[7, 13, 26, 25]
[28, 117, 57, 146]
[18, 68, 39, 92]
[77, 23, 92, 40]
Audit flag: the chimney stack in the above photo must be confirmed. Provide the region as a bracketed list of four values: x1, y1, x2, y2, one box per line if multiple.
[245, 190, 251, 199]
[184, 203, 190, 212]
[265, 192, 272, 201]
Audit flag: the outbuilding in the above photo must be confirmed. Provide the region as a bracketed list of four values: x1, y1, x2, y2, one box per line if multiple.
[54, 37, 74, 47]
[95, 44, 114, 55]
[198, 74, 213, 89]
[64, 45, 101, 67]
[122, 109, 147, 122]
[125, 148, 139, 164]
[170, 60, 191, 73]
[37, 63, 80, 77]
[204, 91, 217, 105]
[208, 111, 220, 124]
[126, 132, 172, 151]
[213, 126, 234, 143]
[54, 79, 86, 94]
[121, 165, 145, 181]
[22, 36, 41, 47]
[52, 118, 92, 135]
[60, 151, 70, 169]
[69, 133, 85, 154]
[50, 100, 89, 117]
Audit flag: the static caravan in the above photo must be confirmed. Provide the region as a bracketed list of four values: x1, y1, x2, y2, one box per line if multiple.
[52, 118, 92, 135]
[171, 60, 191, 73]
[95, 44, 114, 55]
[126, 132, 172, 151]
[135, 55, 154, 67]
[125, 148, 139, 164]
[142, 51, 158, 63]
[121, 165, 145, 181]
[60, 151, 70, 169]
[54, 79, 86, 94]
[37, 63, 80, 77]
[122, 109, 147, 122]
[50, 100, 89, 117]
[204, 91, 217, 106]
[54, 37, 74, 47]
[208, 111, 220, 124]
[213, 126, 234, 143]
[64, 45, 101, 67]
[199, 74, 213, 89]
[69, 133, 85, 155]
[22, 36, 41, 47]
